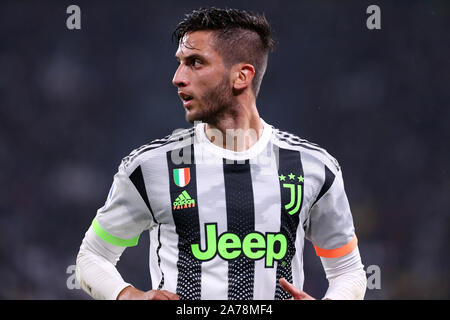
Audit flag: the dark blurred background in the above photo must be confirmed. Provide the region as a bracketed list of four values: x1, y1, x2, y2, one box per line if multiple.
[0, 0, 449, 299]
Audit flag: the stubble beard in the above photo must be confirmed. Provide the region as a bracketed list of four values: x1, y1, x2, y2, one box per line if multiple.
[185, 74, 237, 125]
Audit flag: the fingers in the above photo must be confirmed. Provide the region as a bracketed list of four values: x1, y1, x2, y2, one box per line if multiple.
[279, 278, 300, 299]
[279, 278, 315, 300]
[146, 290, 180, 300]
[151, 292, 169, 300]
[160, 290, 180, 300]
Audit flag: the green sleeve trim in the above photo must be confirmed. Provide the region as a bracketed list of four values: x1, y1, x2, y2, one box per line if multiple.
[92, 218, 139, 247]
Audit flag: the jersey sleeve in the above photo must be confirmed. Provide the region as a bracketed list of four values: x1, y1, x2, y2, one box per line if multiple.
[92, 163, 154, 247]
[305, 166, 357, 258]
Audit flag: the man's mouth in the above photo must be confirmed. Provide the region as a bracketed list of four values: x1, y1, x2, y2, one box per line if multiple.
[178, 92, 194, 108]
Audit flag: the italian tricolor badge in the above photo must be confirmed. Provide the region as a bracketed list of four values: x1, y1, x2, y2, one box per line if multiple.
[173, 168, 191, 187]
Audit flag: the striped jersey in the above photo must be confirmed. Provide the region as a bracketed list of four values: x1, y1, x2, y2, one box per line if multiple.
[92, 119, 357, 300]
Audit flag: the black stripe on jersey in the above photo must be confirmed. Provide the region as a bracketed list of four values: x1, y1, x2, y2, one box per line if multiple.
[166, 144, 202, 299]
[128, 128, 194, 164]
[132, 127, 194, 155]
[275, 129, 324, 149]
[276, 129, 322, 148]
[274, 131, 340, 171]
[156, 224, 165, 290]
[129, 165, 157, 224]
[274, 147, 304, 300]
[122, 128, 195, 168]
[311, 165, 336, 208]
[223, 159, 255, 300]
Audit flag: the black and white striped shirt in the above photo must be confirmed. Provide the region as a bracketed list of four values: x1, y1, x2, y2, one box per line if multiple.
[92, 119, 357, 300]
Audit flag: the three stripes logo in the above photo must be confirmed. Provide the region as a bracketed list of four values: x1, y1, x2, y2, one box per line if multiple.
[279, 173, 304, 215]
[173, 190, 196, 210]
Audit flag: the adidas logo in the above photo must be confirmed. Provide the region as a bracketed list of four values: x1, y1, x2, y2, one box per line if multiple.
[173, 190, 195, 210]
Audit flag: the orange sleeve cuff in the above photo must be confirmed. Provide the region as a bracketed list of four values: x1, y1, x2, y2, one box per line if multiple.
[313, 235, 358, 258]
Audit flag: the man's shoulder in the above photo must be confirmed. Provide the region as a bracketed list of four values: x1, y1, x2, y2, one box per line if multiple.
[120, 126, 195, 172]
[271, 126, 340, 172]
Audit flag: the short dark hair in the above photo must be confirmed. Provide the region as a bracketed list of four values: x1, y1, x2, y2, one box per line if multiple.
[173, 7, 275, 97]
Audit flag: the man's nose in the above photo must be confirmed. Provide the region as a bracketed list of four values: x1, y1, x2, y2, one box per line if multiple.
[172, 65, 188, 88]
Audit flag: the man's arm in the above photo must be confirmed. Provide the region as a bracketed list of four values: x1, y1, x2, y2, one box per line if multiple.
[320, 246, 367, 300]
[75, 227, 130, 300]
[76, 227, 179, 300]
[76, 162, 179, 300]
[285, 159, 366, 300]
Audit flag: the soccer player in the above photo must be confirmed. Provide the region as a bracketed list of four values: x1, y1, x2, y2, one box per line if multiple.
[75, 7, 367, 300]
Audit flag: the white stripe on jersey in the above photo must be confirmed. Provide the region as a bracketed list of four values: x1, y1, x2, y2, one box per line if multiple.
[141, 152, 179, 293]
[250, 148, 281, 299]
[195, 147, 229, 299]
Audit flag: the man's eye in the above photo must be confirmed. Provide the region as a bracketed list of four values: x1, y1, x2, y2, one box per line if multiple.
[192, 59, 202, 66]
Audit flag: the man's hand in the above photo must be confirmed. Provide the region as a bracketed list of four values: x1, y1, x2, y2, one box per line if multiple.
[117, 286, 180, 300]
[279, 278, 315, 300]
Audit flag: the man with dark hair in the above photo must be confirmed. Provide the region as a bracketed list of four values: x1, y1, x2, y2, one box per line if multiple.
[76, 7, 367, 300]
[173, 7, 274, 98]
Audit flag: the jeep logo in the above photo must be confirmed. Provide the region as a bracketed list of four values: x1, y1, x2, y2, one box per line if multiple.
[191, 223, 287, 268]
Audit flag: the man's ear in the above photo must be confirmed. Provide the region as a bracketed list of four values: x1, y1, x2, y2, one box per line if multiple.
[232, 63, 255, 91]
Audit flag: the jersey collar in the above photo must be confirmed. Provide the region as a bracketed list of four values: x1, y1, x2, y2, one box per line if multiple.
[194, 118, 272, 161]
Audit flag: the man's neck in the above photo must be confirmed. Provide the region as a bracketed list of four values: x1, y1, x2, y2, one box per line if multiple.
[204, 103, 264, 152]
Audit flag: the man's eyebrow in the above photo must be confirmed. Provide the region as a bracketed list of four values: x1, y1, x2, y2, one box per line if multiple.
[175, 53, 205, 62]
